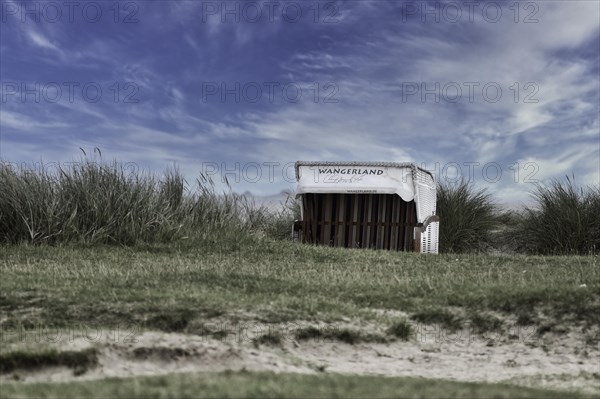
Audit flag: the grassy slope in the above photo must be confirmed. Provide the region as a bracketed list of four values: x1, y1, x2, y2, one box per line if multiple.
[1, 239, 598, 331]
[1, 371, 595, 399]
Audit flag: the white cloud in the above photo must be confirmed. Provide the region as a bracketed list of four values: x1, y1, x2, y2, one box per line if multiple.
[26, 30, 61, 52]
[0, 110, 72, 131]
[517, 145, 599, 183]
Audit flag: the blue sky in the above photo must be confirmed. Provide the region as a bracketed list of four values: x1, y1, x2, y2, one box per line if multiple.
[1, 0, 599, 205]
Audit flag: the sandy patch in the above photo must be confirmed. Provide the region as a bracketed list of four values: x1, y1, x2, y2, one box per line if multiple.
[1, 321, 598, 395]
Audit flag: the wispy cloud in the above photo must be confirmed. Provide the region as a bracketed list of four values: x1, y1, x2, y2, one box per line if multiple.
[26, 30, 61, 53]
[0, 110, 72, 131]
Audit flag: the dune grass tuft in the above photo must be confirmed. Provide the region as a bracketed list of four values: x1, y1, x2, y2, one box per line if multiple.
[520, 176, 600, 255]
[387, 319, 413, 341]
[436, 181, 499, 253]
[0, 158, 294, 245]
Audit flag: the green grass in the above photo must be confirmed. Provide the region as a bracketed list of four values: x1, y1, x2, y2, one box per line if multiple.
[469, 313, 504, 333]
[252, 331, 284, 347]
[411, 307, 463, 331]
[1, 240, 598, 333]
[0, 371, 593, 399]
[294, 326, 388, 344]
[0, 348, 98, 374]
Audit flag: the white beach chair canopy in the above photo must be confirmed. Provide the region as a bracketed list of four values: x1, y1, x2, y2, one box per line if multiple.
[295, 161, 437, 225]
